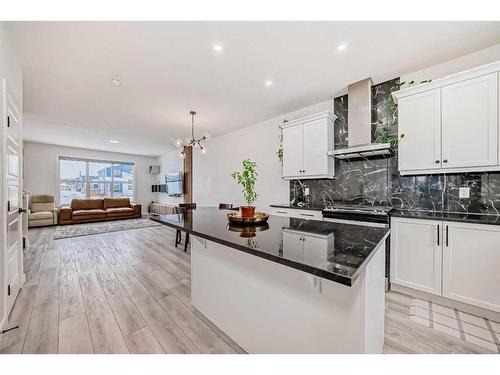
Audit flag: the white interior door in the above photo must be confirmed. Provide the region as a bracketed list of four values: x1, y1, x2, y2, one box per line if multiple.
[441, 73, 498, 168]
[397, 89, 442, 172]
[282, 124, 303, 178]
[3, 79, 23, 315]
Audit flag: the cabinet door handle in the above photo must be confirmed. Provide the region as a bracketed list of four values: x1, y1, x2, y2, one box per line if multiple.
[300, 213, 314, 217]
[435, 160, 440, 164]
[443, 159, 448, 163]
[436, 224, 440, 246]
[445, 225, 449, 247]
[276, 211, 288, 214]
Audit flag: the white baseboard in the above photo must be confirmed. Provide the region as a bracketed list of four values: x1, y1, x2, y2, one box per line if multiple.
[391, 284, 500, 322]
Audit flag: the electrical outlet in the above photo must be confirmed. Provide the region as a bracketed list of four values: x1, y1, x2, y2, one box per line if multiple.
[459, 187, 470, 199]
[304, 187, 310, 196]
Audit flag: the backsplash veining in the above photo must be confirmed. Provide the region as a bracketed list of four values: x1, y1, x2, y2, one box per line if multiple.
[290, 78, 500, 215]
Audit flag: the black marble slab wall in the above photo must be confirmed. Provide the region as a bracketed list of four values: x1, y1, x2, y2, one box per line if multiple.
[290, 78, 500, 215]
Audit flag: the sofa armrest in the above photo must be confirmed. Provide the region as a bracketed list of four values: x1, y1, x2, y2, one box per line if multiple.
[130, 203, 142, 216]
[59, 206, 72, 222]
[52, 207, 59, 224]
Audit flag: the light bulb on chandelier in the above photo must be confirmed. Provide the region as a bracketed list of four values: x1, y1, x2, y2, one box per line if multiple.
[174, 111, 210, 157]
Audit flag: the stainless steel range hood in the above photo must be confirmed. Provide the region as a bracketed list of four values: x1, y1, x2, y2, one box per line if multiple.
[327, 77, 392, 160]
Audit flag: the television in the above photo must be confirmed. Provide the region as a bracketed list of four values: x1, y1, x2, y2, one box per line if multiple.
[165, 171, 183, 196]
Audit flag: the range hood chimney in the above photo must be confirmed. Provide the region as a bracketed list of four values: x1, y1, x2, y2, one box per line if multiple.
[328, 77, 392, 160]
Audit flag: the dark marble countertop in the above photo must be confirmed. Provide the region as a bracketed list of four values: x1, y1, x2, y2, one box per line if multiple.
[270, 203, 325, 211]
[389, 209, 500, 225]
[150, 207, 390, 287]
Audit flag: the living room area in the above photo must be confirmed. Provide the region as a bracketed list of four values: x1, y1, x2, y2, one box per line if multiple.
[22, 141, 165, 239]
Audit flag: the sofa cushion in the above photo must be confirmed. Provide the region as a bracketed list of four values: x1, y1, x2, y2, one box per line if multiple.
[103, 198, 131, 209]
[73, 209, 106, 217]
[71, 199, 103, 210]
[31, 202, 55, 213]
[29, 211, 54, 220]
[106, 207, 134, 215]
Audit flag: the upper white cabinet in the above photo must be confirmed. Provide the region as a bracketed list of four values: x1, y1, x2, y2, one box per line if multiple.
[398, 89, 442, 172]
[393, 62, 500, 175]
[282, 111, 336, 179]
[441, 73, 498, 169]
[391, 217, 500, 313]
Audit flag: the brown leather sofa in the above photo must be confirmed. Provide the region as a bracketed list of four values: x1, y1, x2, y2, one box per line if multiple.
[59, 198, 141, 225]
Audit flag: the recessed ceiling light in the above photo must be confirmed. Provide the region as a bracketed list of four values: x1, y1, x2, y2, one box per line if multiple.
[108, 139, 119, 144]
[265, 80, 273, 87]
[213, 44, 223, 52]
[111, 78, 121, 87]
[337, 43, 348, 51]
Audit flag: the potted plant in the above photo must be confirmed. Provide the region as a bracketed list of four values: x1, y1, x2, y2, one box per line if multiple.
[232, 159, 258, 218]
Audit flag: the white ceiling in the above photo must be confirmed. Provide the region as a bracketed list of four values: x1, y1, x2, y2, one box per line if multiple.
[8, 21, 500, 157]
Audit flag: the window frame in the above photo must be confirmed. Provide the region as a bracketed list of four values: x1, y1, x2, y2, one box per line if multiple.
[57, 156, 135, 207]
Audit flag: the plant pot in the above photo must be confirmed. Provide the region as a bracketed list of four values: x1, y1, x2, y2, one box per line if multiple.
[240, 206, 256, 218]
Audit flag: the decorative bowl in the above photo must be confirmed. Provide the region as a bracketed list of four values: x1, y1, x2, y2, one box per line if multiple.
[227, 211, 269, 224]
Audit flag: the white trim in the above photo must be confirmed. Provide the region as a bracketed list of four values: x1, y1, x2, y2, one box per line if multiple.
[281, 110, 336, 129]
[392, 60, 500, 102]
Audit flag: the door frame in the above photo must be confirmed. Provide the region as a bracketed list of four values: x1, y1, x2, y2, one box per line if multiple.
[1, 78, 23, 329]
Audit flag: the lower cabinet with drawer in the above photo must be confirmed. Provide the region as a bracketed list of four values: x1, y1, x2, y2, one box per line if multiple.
[391, 217, 500, 313]
[270, 207, 323, 221]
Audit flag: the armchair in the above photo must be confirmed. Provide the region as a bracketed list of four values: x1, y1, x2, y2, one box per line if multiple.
[28, 195, 58, 227]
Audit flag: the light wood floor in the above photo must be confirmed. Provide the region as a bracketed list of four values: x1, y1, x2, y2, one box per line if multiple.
[0, 224, 494, 354]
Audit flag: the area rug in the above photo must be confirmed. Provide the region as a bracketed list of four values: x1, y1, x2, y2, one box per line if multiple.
[408, 297, 500, 353]
[53, 218, 162, 240]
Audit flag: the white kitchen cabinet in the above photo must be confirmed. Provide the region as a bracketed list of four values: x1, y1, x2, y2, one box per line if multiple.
[282, 230, 304, 261]
[390, 217, 442, 296]
[282, 124, 303, 178]
[270, 207, 323, 221]
[281, 111, 336, 179]
[393, 62, 500, 175]
[441, 73, 498, 169]
[442, 221, 500, 313]
[391, 216, 500, 313]
[398, 89, 442, 172]
[282, 229, 332, 266]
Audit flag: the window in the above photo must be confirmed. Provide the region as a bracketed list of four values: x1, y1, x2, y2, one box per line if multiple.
[58, 157, 135, 206]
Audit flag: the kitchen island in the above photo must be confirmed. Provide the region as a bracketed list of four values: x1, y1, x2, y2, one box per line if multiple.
[150, 207, 390, 353]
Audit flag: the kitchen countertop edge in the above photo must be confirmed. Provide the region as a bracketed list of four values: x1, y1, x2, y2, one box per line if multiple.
[150, 214, 389, 287]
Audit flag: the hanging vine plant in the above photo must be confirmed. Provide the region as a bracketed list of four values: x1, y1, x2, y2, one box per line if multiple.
[276, 118, 287, 166]
[375, 79, 432, 148]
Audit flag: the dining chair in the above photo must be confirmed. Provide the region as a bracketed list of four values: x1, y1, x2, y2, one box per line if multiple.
[176, 203, 197, 252]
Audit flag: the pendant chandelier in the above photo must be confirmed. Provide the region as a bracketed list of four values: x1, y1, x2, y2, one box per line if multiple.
[174, 111, 210, 159]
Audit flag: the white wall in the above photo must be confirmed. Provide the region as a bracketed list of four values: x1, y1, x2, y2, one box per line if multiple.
[155, 149, 184, 206]
[0, 22, 23, 331]
[23, 141, 157, 213]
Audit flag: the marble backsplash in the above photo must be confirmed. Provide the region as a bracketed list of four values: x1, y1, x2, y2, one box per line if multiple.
[290, 78, 500, 215]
